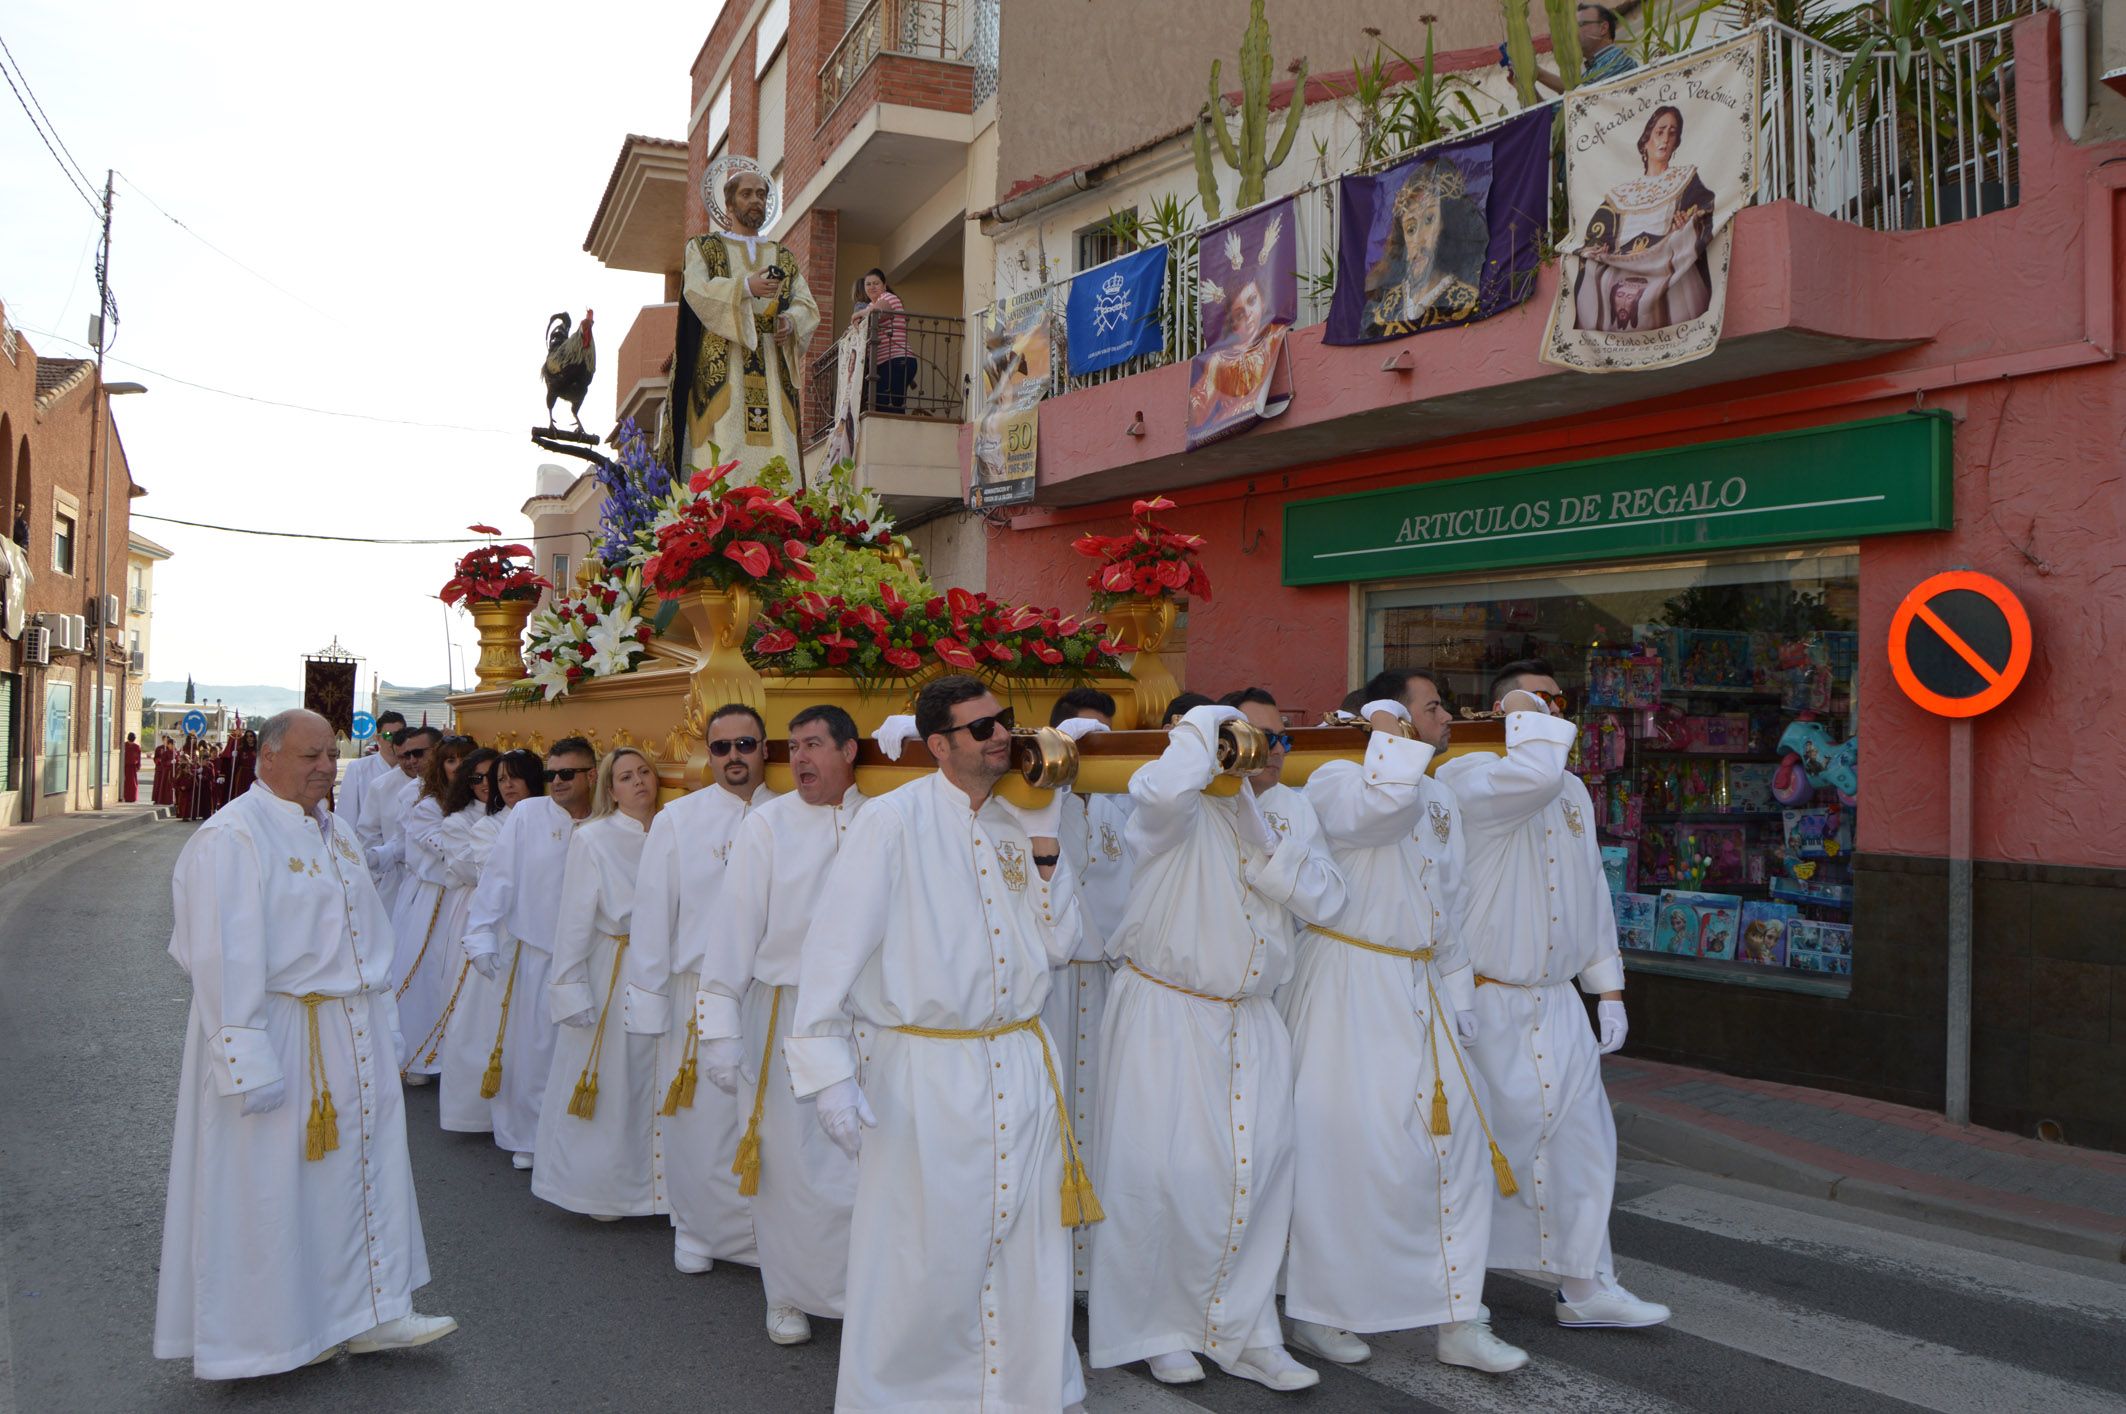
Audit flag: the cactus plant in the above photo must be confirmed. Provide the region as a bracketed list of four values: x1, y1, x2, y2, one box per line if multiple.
[1541, 0, 1586, 88]
[1191, 0, 1308, 221]
[1499, 0, 1541, 108]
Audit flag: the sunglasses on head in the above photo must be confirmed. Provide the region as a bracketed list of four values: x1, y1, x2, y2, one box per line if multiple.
[547, 766, 589, 782]
[937, 707, 1016, 742]
[709, 736, 763, 757]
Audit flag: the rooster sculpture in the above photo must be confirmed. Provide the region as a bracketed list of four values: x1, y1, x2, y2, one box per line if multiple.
[541, 310, 596, 432]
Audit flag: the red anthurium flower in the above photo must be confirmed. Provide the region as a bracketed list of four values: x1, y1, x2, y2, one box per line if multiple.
[883, 646, 922, 672]
[468, 523, 501, 536]
[935, 637, 980, 669]
[723, 540, 773, 578]
[1099, 637, 1132, 656]
[1028, 641, 1063, 665]
[754, 628, 799, 654]
[986, 641, 1019, 664]
[947, 586, 980, 617]
[878, 581, 908, 616]
[1132, 496, 1177, 516]
[817, 631, 856, 650]
[1155, 558, 1191, 591]
[1101, 562, 1135, 593]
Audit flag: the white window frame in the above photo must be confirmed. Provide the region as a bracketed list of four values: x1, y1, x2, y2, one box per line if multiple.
[756, 0, 790, 75]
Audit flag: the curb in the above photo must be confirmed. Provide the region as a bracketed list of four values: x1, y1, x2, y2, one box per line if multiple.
[0, 809, 170, 892]
[1615, 1101, 2126, 1265]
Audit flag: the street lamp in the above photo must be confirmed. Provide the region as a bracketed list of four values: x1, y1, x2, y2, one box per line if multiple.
[92, 380, 147, 811]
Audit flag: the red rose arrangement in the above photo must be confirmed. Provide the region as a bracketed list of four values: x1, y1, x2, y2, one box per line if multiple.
[440, 524, 550, 605]
[746, 583, 1118, 681]
[642, 461, 817, 593]
[1072, 495, 1212, 608]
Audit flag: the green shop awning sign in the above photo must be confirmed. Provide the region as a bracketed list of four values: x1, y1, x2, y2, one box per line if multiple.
[1282, 414, 1953, 586]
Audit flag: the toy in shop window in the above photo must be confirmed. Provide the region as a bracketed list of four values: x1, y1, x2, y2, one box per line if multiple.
[1584, 642, 1665, 708]
[1775, 636, 1835, 712]
[1614, 892, 1657, 952]
[1738, 900, 1799, 967]
[1786, 919, 1853, 975]
[1658, 889, 1743, 959]
[1782, 805, 1851, 860]
[1772, 715, 1859, 806]
[1674, 629, 1755, 691]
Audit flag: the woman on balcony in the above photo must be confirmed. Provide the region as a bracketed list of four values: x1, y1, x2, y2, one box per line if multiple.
[853, 268, 919, 414]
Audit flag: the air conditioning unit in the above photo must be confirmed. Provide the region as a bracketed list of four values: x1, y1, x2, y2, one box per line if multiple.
[35, 612, 68, 648]
[23, 625, 50, 666]
[88, 593, 120, 628]
[68, 614, 88, 652]
[130, 649, 145, 673]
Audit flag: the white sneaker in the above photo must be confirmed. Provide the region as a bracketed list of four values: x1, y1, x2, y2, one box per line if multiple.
[346, 1313, 457, 1354]
[1288, 1318, 1370, 1363]
[674, 1244, 713, 1275]
[1229, 1344, 1321, 1391]
[1145, 1350, 1204, 1384]
[1555, 1282, 1671, 1329]
[1437, 1316, 1529, 1373]
[766, 1305, 812, 1345]
[510, 1151, 533, 1171]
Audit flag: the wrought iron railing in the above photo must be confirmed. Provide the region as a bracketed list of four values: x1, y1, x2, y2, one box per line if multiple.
[975, 9, 2043, 407]
[805, 312, 968, 446]
[819, 0, 987, 118]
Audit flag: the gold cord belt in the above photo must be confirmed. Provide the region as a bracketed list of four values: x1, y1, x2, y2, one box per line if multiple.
[567, 933, 629, 1120]
[888, 1014, 1104, 1228]
[406, 958, 475, 1075]
[394, 890, 447, 1002]
[1123, 959, 1242, 1007]
[481, 942, 522, 1099]
[730, 985, 782, 1196]
[1307, 923, 1436, 963]
[662, 1011, 702, 1119]
[282, 991, 341, 1162]
[1474, 975, 1529, 988]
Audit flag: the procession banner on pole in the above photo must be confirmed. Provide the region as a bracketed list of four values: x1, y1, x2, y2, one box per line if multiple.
[970, 289, 1051, 509]
[303, 659, 357, 736]
[1186, 196, 1296, 451]
[1064, 245, 1169, 376]
[1326, 108, 1551, 345]
[1540, 34, 1761, 373]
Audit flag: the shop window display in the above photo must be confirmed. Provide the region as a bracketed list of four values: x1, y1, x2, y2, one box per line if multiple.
[1366, 549, 1859, 991]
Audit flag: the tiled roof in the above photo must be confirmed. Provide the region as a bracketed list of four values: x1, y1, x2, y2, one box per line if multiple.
[34, 357, 92, 405]
[584, 134, 689, 252]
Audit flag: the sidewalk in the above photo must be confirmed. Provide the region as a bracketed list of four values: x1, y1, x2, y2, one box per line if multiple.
[1607, 1055, 2126, 1262]
[0, 801, 171, 882]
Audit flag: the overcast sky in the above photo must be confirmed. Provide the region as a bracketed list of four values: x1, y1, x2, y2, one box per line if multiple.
[2, 1, 719, 691]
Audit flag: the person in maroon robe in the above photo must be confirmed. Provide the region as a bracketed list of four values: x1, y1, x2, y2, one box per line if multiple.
[122, 732, 143, 803]
[152, 736, 175, 805]
[171, 747, 197, 821]
[228, 730, 259, 798]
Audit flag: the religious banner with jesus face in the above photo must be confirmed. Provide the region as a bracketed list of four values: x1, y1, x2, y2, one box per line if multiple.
[1540, 34, 1761, 373]
[1187, 197, 1297, 451]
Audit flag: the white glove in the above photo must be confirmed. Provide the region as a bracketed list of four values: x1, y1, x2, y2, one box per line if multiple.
[240, 1079, 288, 1116]
[469, 949, 503, 982]
[1235, 784, 1280, 855]
[1054, 718, 1109, 743]
[1455, 1009, 1479, 1046]
[873, 714, 920, 760]
[817, 1077, 876, 1159]
[559, 1006, 597, 1029]
[1000, 790, 1064, 839]
[1500, 688, 1551, 717]
[702, 1037, 747, 1095]
[1597, 999, 1628, 1055]
[1361, 698, 1412, 726]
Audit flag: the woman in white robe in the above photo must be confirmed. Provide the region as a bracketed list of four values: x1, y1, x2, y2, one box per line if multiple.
[532, 748, 661, 1218]
[435, 750, 508, 1132]
[388, 736, 475, 1078]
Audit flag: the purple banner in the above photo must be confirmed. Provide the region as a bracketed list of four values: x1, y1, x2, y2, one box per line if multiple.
[1186, 197, 1297, 451]
[1325, 109, 1551, 345]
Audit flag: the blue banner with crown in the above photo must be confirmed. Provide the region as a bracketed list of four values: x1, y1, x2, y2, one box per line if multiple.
[1064, 245, 1169, 377]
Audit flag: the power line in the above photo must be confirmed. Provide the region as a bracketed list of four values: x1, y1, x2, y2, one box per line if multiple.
[20, 325, 520, 435]
[0, 41, 101, 219]
[115, 172, 344, 325]
[133, 512, 596, 547]
[0, 31, 95, 193]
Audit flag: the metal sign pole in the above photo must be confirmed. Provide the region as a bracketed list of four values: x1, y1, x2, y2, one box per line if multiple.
[1945, 716, 1974, 1126]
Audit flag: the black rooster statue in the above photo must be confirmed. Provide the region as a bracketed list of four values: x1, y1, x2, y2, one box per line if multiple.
[541, 310, 597, 433]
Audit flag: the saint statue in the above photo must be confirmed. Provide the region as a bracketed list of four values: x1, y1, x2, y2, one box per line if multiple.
[673, 156, 821, 481]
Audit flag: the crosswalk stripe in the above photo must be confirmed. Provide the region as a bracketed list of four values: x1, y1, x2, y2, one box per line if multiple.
[1082, 1364, 1218, 1412]
[1619, 1181, 2126, 1323]
[1355, 1326, 1696, 1414]
[1575, 1255, 2126, 1414]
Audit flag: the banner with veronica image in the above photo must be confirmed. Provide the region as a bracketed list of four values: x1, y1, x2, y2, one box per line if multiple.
[1326, 107, 1551, 345]
[1065, 245, 1169, 377]
[1540, 33, 1762, 372]
[970, 289, 1053, 509]
[1186, 197, 1297, 451]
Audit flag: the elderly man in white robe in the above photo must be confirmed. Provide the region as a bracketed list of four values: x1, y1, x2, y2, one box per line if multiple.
[789, 675, 1094, 1414]
[1042, 690, 1133, 1293]
[700, 703, 863, 1344]
[1285, 668, 1530, 1374]
[461, 738, 596, 1168]
[533, 747, 662, 1220]
[1437, 658, 1672, 1331]
[1089, 691, 1345, 1392]
[155, 709, 454, 1379]
[621, 705, 771, 1275]
[332, 710, 404, 829]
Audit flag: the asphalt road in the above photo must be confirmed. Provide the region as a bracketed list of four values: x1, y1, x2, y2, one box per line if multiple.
[3, 821, 2123, 1413]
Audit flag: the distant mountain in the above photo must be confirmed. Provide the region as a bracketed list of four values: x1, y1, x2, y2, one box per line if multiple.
[142, 681, 303, 720]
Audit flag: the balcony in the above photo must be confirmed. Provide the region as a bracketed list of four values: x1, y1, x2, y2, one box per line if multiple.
[983, 13, 2051, 507]
[804, 311, 966, 505]
[820, 0, 995, 118]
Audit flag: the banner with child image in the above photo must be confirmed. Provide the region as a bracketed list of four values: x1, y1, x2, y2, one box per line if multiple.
[1540, 34, 1761, 373]
[1326, 108, 1550, 345]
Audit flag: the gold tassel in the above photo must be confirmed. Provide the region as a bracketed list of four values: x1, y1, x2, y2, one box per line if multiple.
[679, 1058, 697, 1108]
[567, 935, 628, 1123]
[1490, 1142, 1519, 1197]
[480, 1046, 504, 1099]
[661, 1065, 688, 1117]
[305, 1097, 328, 1162]
[482, 944, 521, 1101]
[1431, 1075, 1452, 1136]
[1061, 1159, 1104, 1227]
[319, 1089, 340, 1154]
[733, 1130, 762, 1197]
[569, 1069, 598, 1119]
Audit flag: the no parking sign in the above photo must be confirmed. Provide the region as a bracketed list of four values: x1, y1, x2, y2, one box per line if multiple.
[1887, 571, 2031, 718]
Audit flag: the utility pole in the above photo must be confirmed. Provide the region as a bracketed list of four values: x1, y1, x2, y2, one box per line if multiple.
[89, 170, 113, 812]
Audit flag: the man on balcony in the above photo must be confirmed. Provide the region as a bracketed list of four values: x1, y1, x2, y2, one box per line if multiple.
[674, 157, 820, 485]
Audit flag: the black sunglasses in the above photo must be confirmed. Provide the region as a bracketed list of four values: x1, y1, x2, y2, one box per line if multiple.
[399, 746, 430, 760]
[937, 708, 1016, 742]
[709, 736, 763, 757]
[1265, 732, 1294, 751]
[547, 766, 590, 782]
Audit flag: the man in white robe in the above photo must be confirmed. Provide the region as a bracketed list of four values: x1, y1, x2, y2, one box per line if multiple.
[1285, 669, 1529, 1373]
[1437, 659, 1672, 1331]
[700, 704, 862, 1344]
[788, 676, 1091, 1414]
[1089, 694, 1345, 1391]
[462, 738, 595, 1168]
[622, 706, 770, 1274]
[333, 710, 403, 830]
[155, 710, 454, 1379]
[357, 727, 435, 912]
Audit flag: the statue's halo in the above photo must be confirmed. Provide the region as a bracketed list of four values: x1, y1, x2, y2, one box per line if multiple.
[703, 154, 781, 234]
